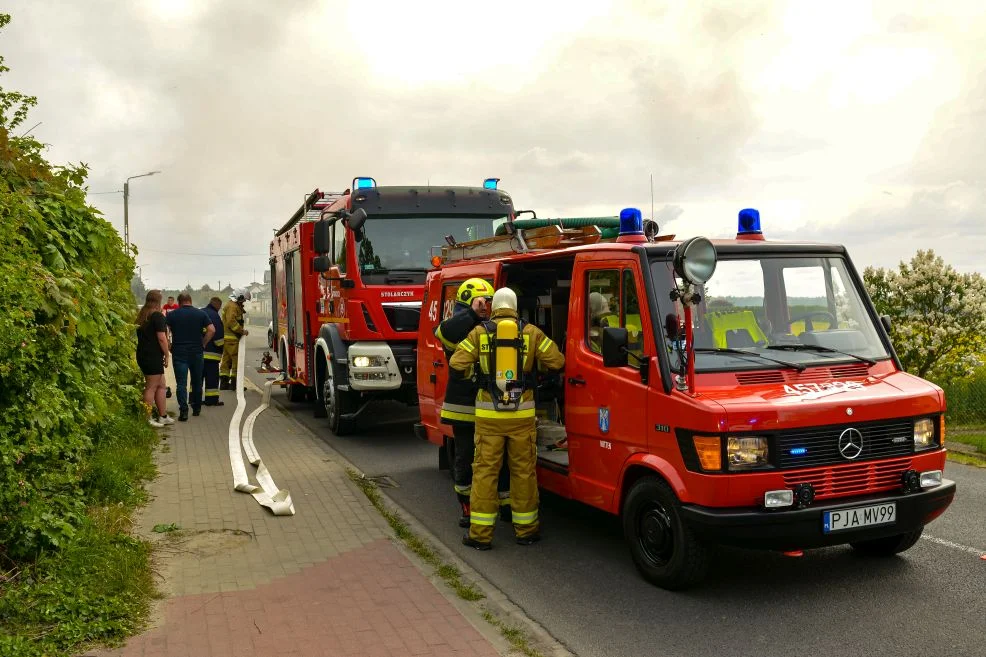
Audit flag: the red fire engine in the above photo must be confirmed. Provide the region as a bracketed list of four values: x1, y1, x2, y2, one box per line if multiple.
[416, 208, 956, 589]
[269, 178, 515, 434]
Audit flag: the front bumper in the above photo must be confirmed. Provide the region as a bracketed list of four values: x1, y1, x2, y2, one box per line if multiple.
[680, 480, 956, 550]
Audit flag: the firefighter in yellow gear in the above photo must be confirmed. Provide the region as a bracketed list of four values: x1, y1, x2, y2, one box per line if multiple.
[435, 278, 512, 528]
[219, 290, 250, 390]
[450, 287, 565, 549]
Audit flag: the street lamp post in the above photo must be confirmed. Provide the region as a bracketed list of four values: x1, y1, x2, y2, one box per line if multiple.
[123, 170, 160, 251]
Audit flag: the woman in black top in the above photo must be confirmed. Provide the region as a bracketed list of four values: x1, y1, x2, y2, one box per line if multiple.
[136, 290, 174, 427]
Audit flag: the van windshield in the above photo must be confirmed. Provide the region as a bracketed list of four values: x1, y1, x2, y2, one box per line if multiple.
[357, 215, 506, 281]
[649, 255, 891, 372]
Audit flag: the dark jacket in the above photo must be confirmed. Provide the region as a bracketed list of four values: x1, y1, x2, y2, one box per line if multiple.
[435, 303, 482, 425]
[202, 304, 225, 356]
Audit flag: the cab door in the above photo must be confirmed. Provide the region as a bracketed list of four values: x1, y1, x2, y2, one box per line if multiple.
[564, 254, 651, 512]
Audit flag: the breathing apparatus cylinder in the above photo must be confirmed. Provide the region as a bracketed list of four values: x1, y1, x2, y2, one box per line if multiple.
[494, 318, 520, 402]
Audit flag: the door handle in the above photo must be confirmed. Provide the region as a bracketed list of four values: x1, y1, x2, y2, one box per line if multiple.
[433, 361, 445, 368]
[568, 376, 586, 386]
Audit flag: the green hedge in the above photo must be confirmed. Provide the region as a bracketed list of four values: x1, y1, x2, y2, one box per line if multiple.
[939, 368, 986, 426]
[0, 70, 145, 560]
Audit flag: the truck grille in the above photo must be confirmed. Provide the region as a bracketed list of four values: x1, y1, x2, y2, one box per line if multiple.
[776, 418, 914, 469]
[382, 304, 420, 332]
[782, 456, 912, 500]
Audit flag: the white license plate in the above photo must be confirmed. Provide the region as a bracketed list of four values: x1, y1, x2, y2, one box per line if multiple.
[823, 502, 896, 534]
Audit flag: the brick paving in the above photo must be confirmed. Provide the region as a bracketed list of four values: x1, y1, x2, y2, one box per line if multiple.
[95, 361, 501, 657]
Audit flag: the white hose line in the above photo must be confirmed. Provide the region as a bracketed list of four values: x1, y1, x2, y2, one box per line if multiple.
[228, 333, 295, 515]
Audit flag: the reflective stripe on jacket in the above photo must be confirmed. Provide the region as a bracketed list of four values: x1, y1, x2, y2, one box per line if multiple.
[435, 303, 482, 425]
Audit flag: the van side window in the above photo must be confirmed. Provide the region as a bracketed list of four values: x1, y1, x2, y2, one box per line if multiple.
[622, 269, 644, 358]
[586, 270, 620, 354]
[333, 222, 347, 273]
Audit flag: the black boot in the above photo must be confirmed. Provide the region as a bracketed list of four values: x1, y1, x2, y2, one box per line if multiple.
[219, 377, 229, 391]
[462, 535, 492, 551]
[178, 408, 189, 422]
[516, 534, 541, 546]
[459, 502, 471, 529]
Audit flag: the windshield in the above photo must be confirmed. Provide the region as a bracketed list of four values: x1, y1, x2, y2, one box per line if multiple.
[357, 215, 506, 276]
[650, 255, 891, 372]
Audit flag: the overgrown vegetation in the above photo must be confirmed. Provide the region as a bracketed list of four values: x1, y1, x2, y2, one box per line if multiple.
[0, 13, 157, 655]
[864, 250, 986, 384]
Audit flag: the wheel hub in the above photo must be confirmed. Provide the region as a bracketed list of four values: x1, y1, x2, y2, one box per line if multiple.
[639, 506, 674, 566]
[324, 369, 335, 418]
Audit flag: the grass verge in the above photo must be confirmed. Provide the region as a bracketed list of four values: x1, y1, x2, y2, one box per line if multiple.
[347, 469, 483, 601]
[0, 416, 159, 657]
[947, 452, 986, 468]
[481, 610, 545, 657]
[948, 425, 986, 453]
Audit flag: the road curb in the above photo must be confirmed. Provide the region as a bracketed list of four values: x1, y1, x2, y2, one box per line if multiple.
[242, 373, 576, 657]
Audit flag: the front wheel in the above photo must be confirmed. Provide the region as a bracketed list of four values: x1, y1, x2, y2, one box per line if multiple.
[850, 528, 923, 556]
[622, 476, 710, 590]
[323, 364, 355, 436]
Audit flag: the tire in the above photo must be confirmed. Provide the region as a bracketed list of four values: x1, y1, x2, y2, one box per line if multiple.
[622, 476, 710, 590]
[323, 363, 355, 436]
[312, 365, 327, 418]
[439, 437, 453, 473]
[850, 527, 923, 556]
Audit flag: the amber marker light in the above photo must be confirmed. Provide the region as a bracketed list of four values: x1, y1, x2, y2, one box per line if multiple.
[693, 436, 722, 471]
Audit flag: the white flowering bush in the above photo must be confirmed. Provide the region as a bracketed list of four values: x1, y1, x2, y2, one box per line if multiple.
[864, 250, 986, 384]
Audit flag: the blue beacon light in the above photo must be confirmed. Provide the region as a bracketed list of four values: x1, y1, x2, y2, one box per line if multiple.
[790, 447, 808, 456]
[736, 208, 765, 240]
[354, 177, 376, 190]
[617, 207, 647, 243]
[483, 178, 500, 190]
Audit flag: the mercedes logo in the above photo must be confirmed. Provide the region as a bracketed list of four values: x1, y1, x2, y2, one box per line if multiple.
[838, 428, 864, 460]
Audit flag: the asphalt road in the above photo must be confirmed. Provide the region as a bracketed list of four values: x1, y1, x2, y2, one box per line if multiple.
[243, 342, 986, 657]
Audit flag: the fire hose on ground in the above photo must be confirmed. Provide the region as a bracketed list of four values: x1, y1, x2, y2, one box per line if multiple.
[227, 333, 295, 515]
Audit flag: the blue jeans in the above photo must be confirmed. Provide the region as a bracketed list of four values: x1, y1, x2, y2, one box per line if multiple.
[172, 353, 204, 412]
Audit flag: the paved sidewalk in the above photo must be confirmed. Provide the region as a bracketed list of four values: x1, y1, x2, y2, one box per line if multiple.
[95, 365, 502, 657]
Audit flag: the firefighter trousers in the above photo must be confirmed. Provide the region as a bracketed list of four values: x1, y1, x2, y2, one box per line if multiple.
[219, 337, 240, 380]
[452, 422, 511, 510]
[203, 352, 222, 404]
[468, 417, 539, 544]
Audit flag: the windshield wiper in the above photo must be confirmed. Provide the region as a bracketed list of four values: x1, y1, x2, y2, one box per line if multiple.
[766, 344, 876, 366]
[693, 347, 805, 371]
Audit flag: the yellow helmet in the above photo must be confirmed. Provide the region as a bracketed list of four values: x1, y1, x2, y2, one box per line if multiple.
[457, 278, 495, 305]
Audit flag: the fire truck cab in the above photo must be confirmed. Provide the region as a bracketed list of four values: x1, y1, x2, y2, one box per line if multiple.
[417, 208, 956, 589]
[270, 178, 515, 435]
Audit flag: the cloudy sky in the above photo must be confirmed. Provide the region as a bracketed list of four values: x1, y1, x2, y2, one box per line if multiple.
[4, 0, 984, 289]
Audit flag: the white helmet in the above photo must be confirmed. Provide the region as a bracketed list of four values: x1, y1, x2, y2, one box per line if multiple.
[231, 288, 251, 302]
[491, 287, 517, 312]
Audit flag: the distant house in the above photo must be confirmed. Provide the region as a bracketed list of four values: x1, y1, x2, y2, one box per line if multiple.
[244, 282, 271, 320]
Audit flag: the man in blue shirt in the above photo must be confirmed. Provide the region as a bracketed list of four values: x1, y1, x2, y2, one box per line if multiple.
[166, 292, 216, 421]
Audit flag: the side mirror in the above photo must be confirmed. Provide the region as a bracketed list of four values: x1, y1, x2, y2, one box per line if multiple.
[880, 315, 892, 333]
[354, 227, 365, 243]
[346, 207, 367, 232]
[602, 327, 629, 368]
[313, 256, 331, 272]
[314, 219, 331, 253]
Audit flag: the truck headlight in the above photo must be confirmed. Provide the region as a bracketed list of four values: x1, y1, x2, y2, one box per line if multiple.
[351, 355, 383, 368]
[913, 418, 935, 450]
[727, 436, 769, 470]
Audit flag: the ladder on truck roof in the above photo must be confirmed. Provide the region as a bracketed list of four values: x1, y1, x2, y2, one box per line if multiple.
[275, 188, 348, 236]
[438, 223, 606, 265]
